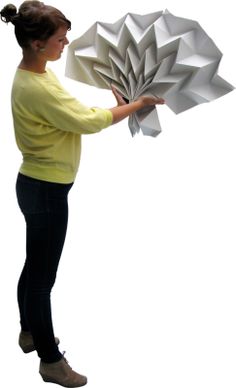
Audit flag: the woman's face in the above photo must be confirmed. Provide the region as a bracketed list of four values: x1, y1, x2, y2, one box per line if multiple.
[40, 25, 69, 61]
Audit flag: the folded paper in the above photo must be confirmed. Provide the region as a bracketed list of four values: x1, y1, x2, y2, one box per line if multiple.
[65, 10, 234, 137]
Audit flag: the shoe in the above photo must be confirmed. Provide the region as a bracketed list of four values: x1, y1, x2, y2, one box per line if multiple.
[39, 353, 87, 387]
[19, 331, 60, 354]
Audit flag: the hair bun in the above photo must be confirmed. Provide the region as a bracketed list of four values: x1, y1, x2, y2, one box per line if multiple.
[0, 3, 17, 24]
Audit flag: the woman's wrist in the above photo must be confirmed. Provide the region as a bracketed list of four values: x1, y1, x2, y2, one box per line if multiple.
[131, 99, 145, 110]
[109, 100, 144, 124]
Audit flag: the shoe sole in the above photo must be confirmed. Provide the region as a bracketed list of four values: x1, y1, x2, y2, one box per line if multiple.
[21, 344, 35, 354]
[40, 373, 87, 387]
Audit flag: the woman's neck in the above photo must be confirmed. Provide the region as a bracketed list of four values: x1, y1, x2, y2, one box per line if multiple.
[18, 50, 47, 74]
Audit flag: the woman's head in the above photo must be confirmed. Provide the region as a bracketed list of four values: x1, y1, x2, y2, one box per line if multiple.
[0, 1, 71, 49]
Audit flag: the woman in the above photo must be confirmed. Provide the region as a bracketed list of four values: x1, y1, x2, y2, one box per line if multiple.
[0, 2, 165, 387]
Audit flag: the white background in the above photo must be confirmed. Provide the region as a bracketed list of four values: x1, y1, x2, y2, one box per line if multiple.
[0, 0, 235, 387]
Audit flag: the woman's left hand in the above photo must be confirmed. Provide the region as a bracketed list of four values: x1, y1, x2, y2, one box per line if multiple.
[111, 85, 128, 106]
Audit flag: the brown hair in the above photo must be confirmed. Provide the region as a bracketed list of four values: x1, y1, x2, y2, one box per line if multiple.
[0, 1, 71, 48]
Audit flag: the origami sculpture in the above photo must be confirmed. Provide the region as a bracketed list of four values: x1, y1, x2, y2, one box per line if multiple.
[65, 10, 234, 137]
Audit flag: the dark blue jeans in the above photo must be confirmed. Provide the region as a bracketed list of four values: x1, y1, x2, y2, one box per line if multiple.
[16, 173, 73, 363]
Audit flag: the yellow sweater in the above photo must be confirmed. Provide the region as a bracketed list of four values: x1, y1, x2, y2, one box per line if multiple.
[11, 68, 113, 183]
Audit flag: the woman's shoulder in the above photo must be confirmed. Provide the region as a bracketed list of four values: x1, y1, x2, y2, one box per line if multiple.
[12, 68, 57, 106]
[13, 67, 59, 92]
[14, 67, 58, 81]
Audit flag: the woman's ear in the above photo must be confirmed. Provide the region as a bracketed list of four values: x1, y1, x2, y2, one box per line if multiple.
[30, 39, 45, 52]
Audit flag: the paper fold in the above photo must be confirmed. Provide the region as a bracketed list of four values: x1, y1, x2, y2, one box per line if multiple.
[66, 10, 234, 137]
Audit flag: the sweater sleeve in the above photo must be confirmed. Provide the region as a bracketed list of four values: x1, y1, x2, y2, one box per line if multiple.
[26, 77, 113, 135]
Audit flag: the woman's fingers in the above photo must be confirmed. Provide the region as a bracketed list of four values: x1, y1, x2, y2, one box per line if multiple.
[111, 85, 165, 107]
[111, 85, 127, 106]
[139, 95, 165, 106]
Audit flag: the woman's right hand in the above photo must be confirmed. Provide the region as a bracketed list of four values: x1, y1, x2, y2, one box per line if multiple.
[138, 95, 165, 107]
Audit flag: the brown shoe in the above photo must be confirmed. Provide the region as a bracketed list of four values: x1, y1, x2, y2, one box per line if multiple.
[39, 354, 87, 387]
[19, 331, 60, 354]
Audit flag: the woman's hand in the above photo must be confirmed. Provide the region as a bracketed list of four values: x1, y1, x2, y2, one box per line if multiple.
[109, 88, 165, 124]
[112, 85, 165, 108]
[111, 85, 128, 106]
[138, 95, 165, 106]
